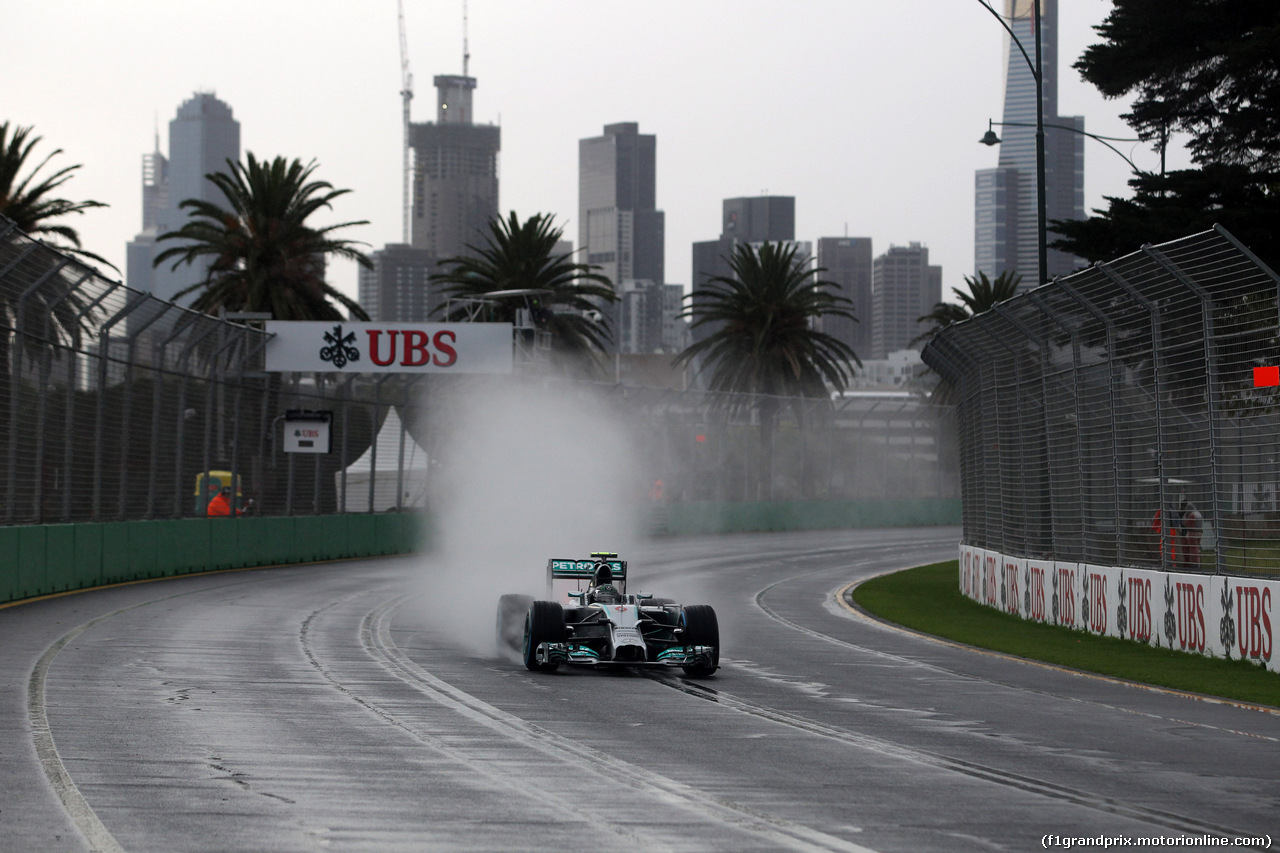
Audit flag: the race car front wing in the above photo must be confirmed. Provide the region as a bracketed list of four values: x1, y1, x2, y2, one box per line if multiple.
[534, 642, 716, 668]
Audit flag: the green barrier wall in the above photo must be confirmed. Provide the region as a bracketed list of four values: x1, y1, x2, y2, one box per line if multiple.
[0, 501, 952, 607]
[0, 513, 428, 606]
[657, 498, 961, 536]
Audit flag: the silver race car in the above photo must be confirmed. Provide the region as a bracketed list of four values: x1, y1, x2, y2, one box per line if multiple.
[496, 552, 719, 677]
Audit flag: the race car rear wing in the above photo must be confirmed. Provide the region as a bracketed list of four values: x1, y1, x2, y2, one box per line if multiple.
[546, 553, 627, 598]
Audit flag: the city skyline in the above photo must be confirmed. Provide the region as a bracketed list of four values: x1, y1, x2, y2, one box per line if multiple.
[5, 1, 1182, 313]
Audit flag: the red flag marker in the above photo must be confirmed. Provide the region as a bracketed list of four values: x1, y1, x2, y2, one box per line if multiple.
[1254, 366, 1280, 387]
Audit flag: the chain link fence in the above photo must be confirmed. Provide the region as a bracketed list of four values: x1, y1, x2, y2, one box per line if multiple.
[0, 216, 957, 527]
[923, 225, 1280, 578]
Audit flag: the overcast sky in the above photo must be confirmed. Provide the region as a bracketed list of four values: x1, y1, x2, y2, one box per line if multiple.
[5, 1, 1187, 308]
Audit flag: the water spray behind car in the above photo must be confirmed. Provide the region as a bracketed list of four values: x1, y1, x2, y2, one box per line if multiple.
[412, 378, 646, 657]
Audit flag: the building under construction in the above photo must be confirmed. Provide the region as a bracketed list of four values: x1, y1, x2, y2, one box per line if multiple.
[410, 74, 500, 263]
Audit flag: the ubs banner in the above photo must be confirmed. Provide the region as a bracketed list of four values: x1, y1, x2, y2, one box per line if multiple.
[264, 321, 514, 374]
[959, 544, 1277, 672]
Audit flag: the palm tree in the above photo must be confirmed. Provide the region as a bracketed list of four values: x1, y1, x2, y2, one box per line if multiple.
[0, 122, 112, 461]
[912, 270, 1021, 404]
[431, 212, 616, 358]
[675, 241, 859, 498]
[154, 153, 370, 321]
[0, 121, 112, 268]
[913, 270, 1022, 346]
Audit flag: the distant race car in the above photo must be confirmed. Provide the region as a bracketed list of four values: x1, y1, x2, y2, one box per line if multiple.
[496, 552, 719, 678]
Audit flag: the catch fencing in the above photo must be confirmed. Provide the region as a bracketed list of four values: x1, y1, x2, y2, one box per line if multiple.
[922, 225, 1280, 578]
[0, 216, 956, 527]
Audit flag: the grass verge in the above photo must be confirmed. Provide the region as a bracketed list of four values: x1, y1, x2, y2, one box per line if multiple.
[851, 560, 1280, 708]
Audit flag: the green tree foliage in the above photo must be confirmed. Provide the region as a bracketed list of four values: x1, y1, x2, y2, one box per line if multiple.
[154, 153, 371, 320]
[676, 241, 858, 497]
[0, 121, 111, 268]
[913, 271, 1021, 404]
[1053, 1, 1280, 269]
[1075, 0, 1280, 170]
[431, 211, 616, 356]
[678, 241, 859, 401]
[913, 270, 1022, 347]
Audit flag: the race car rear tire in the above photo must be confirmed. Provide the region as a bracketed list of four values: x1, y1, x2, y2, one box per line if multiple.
[496, 594, 535, 655]
[679, 604, 719, 677]
[523, 600, 567, 672]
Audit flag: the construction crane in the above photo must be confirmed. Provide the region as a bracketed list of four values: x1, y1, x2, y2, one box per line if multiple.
[397, 0, 413, 245]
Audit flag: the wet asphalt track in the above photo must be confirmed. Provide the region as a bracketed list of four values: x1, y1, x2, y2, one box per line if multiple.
[2, 527, 1278, 852]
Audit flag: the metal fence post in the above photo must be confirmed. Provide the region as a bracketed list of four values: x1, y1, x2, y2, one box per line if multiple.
[61, 281, 121, 521]
[171, 323, 221, 518]
[993, 303, 1057, 558]
[1057, 280, 1125, 565]
[29, 271, 93, 522]
[114, 305, 170, 519]
[1027, 290, 1089, 562]
[1144, 243, 1228, 574]
[1096, 262, 1172, 570]
[6, 258, 71, 522]
[90, 296, 149, 520]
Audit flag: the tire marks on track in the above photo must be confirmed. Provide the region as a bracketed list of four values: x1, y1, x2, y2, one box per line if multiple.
[656, 572, 1267, 847]
[305, 592, 877, 853]
[27, 576, 265, 853]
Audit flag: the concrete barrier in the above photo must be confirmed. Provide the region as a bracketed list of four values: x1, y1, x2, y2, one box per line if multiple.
[959, 544, 1278, 673]
[0, 513, 427, 606]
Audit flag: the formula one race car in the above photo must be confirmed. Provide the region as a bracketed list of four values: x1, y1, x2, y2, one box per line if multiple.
[496, 552, 719, 678]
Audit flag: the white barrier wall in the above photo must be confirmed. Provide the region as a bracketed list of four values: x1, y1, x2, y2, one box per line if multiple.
[959, 545, 1277, 673]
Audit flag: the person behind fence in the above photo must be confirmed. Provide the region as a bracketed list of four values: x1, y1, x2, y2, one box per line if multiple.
[207, 486, 240, 518]
[1151, 501, 1181, 566]
[1181, 494, 1203, 569]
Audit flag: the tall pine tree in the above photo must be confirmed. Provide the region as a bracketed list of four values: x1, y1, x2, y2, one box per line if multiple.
[1052, 0, 1280, 268]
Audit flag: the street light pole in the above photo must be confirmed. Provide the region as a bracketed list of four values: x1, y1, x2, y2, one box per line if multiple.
[974, 0, 1047, 290]
[1032, 0, 1048, 290]
[981, 119, 1143, 174]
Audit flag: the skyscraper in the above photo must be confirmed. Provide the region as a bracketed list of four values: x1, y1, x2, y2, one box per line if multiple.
[616, 279, 687, 355]
[817, 236, 873, 360]
[410, 73, 500, 262]
[579, 123, 664, 287]
[974, 0, 1083, 288]
[358, 244, 438, 322]
[691, 196, 797, 344]
[126, 93, 240, 304]
[871, 243, 941, 359]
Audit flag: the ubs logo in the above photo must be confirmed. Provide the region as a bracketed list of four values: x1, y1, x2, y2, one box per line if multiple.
[320, 324, 360, 368]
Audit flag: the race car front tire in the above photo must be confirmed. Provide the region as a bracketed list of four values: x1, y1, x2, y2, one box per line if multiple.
[679, 604, 719, 677]
[523, 600, 567, 672]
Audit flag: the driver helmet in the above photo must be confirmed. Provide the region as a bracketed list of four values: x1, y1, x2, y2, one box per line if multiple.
[591, 561, 619, 603]
[593, 584, 621, 604]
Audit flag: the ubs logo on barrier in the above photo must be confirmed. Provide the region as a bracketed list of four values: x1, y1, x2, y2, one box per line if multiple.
[1124, 576, 1153, 642]
[1233, 583, 1273, 662]
[1025, 564, 1046, 622]
[265, 321, 513, 374]
[1176, 581, 1207, 652]
[1056, 566, 1077, 628]
[1002, 560, 1020, 616]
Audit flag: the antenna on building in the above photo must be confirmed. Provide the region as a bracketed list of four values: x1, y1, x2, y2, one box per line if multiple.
[397, 0, 414, 245]
[462, 0, 470, 78]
